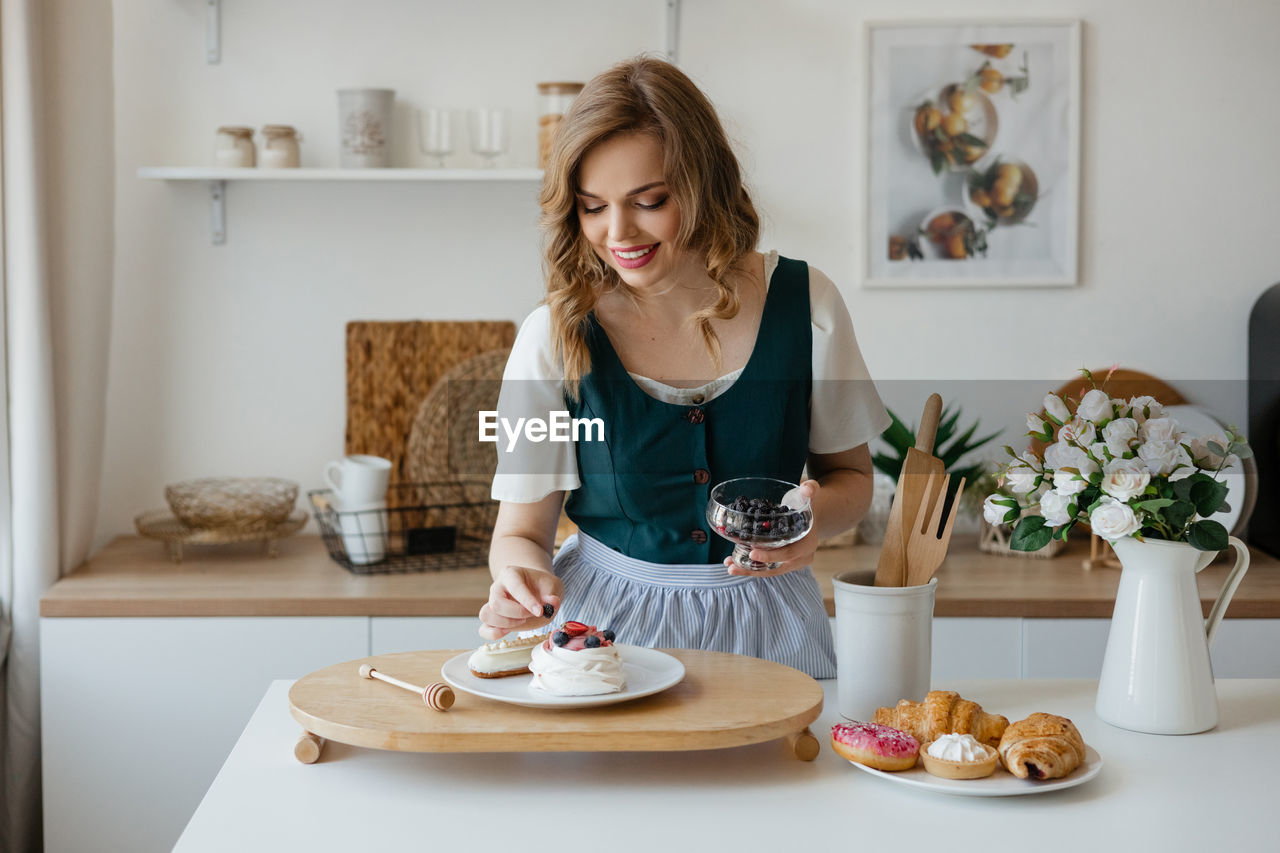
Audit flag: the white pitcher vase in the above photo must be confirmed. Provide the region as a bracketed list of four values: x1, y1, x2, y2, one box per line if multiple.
[1096, 535, 1251, 734]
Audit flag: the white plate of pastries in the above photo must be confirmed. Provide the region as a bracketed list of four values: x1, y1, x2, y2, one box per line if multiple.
[831, 690, 1104, 797]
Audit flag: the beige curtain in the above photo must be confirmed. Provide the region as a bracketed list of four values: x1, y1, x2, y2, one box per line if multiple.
[2, 0, 113, 850]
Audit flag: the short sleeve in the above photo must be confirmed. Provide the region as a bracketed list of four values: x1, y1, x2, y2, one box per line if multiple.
[808, 266, 891, 454]
[489, 305, 582, 502]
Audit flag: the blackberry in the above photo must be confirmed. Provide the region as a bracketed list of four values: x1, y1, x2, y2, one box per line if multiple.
[541, 603, 555, 618]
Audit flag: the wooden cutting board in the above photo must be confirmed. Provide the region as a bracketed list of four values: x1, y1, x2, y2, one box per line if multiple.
[345, 321, 516, 484]
[289, 648, 823, 757]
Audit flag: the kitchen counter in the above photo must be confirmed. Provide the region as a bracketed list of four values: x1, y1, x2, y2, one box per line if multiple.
[41, 533, 1280, 618]
[175, 677, 1277, 852]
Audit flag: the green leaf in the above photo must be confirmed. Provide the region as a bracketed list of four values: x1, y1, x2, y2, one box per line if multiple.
[1010, 516, 1053, 551]
[1190, 478, 1229, 517]
[1207, 441, 1226, 456]
[1164, 500, 1196, 530]
[1187, 520, 1229, 552]
[930, 151, 946, 174]
[1234, 444, 1254, 460]
[1134, 498, 1175, 512]
[955, 132, 988, 148]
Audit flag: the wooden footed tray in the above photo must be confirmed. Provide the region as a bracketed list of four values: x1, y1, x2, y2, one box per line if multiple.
[289, 649, 824, 763]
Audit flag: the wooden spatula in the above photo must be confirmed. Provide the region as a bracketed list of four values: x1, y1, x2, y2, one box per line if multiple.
[873, 394, 945, 587]
[904, 472, 966, 587]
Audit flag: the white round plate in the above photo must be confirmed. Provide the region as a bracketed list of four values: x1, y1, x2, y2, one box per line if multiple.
[845, 744, 1102, 797]
[1164, 404, 1252, 535]
[440, 644, 685, 710]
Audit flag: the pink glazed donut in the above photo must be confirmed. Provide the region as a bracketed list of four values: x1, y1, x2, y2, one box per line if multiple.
[830, 721, 920, 772]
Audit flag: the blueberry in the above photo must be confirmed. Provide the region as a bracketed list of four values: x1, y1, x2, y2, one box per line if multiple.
[552, 631, 569, 646]
[541, 603, 555, 618]
[601, 629, 616, 642]
[584, 635, 602, 648]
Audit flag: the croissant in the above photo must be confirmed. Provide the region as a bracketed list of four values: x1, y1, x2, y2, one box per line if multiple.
[998, 713, 1086, 780]
[873, 690, 1009, 747]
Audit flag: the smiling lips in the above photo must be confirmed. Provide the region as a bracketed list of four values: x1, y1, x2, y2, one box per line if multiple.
[610, 243, 658, 269]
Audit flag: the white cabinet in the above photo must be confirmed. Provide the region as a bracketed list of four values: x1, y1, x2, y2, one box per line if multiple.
[371, 617, 481, 654]
[41, 617, 367, 853]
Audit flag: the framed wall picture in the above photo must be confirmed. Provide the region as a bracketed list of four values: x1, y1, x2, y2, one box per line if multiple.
[863, 19, 1081, 287]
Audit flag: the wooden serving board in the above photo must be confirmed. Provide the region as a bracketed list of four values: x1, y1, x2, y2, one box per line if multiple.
[289, 649, 823, 759]
[345, 321, 516, 484]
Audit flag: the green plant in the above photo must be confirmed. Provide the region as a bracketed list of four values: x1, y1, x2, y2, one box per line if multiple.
[873, 404, 1003, 500]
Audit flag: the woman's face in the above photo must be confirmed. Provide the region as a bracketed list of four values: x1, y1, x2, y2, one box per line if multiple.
[576, 132, 693, 290]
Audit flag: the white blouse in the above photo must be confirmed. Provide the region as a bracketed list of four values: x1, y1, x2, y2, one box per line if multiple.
[491, 251, 890, 503]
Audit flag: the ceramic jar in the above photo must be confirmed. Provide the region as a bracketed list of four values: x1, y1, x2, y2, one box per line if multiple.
[259, 125, 301, 168]
[338, 89, 395, 168]
[214, 126, 255, 167]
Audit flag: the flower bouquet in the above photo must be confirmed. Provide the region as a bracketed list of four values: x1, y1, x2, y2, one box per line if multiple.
[985, 370, 1251, 552]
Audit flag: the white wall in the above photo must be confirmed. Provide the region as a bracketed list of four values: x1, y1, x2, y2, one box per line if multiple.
[93, 0, 1280, 550]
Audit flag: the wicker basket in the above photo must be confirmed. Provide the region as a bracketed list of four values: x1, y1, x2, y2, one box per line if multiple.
[404, 348, 509, 536]
[977, 518, 1066, 558]
[164, 477, 299, 529]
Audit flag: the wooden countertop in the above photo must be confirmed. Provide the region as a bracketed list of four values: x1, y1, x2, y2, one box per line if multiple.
[40, 534, 1280, 619]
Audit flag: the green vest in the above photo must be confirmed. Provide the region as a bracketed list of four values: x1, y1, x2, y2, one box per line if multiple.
[564, 256, 812, 563]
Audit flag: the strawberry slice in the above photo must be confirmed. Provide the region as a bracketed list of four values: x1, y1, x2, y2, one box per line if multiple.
[562, 620, 590, 636]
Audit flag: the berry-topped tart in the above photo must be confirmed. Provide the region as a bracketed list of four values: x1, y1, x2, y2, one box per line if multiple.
[528, 620, 626, 696]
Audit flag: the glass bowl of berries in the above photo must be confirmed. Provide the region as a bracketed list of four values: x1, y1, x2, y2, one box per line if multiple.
[706, 477, 814, 571]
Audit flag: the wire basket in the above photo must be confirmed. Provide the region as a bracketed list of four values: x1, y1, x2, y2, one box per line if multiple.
[309, 482, 494, 574]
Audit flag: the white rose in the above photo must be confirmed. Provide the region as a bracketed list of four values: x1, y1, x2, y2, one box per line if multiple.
[1004, 466, 1039, 495]
[1101, 458, 1151, 501]
[1090, 442, 1110, 462]
[1102, 417, 1139, 458]
[1043, 441, 1071, 471]
[1110, 398, 1131, 419]
[1038, 490, 1073, 526]
[1187, 434, 1237, 471]
[1140, 417, 1181, 444]
[1077, 389, 1112, 424]
[1058, 417, 1097, 448]
[1043, 393, 1071, 425]
[1137, 439, 1192, 476]
[1089, 496, 1142, 541]
[983, 494, 1017, 526]
[1128, 395, 1166, 425]
[1051, 448, 1098, 495]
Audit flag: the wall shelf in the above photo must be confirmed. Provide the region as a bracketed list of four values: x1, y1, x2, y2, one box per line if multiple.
[137, 166, 543, 182]
[137, 167, 544, 244]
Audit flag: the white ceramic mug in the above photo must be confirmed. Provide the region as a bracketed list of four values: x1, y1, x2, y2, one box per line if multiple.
[832, 570, 936, 721]
[337, 500, 388, 565]
[323, 455, 391, 507]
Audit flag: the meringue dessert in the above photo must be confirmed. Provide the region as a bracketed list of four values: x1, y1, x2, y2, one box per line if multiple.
[528, 621, 626, 696]
[920, 733, 1000, 780]
[467, 631, 547, 678]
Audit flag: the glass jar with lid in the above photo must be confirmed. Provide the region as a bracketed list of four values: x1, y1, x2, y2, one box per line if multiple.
[536, 82, 583, 169]
[260, 125, 302, 168]
[214, 126, 255, 167]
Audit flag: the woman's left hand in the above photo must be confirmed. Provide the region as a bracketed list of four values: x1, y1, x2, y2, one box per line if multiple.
[723, 479, 821, 578]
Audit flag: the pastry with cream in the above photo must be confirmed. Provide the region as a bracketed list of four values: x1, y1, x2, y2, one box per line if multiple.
[920, 733, 1000, 779]
[528, 621, 625, 696]
[467, 631, 546, 678]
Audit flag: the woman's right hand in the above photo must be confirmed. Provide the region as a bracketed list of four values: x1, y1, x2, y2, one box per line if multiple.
[478, 565, 564, 640]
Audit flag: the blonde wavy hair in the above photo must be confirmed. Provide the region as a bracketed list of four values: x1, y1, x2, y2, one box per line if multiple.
[540, 56, 760, 398]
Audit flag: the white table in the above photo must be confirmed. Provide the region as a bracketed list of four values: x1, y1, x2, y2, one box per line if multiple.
[177, 678, 1277, 852]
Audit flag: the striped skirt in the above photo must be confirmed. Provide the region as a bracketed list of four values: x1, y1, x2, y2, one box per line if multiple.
[552, 532, 836, 678]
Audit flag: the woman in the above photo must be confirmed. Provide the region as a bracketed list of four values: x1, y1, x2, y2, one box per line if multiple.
[480, 56, 888, 677]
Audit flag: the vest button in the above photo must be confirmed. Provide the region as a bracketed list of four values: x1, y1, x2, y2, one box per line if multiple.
[692, 393, 705, 404]
[693, 469, 710, 484]
[686, 407, 705, 424]
[690, 529, 708, 544]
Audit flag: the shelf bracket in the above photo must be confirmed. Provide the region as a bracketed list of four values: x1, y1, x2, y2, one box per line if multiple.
[206, 0, 221, 64]
[208, 180, 226, 245]
[665, 0, 680, 64]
